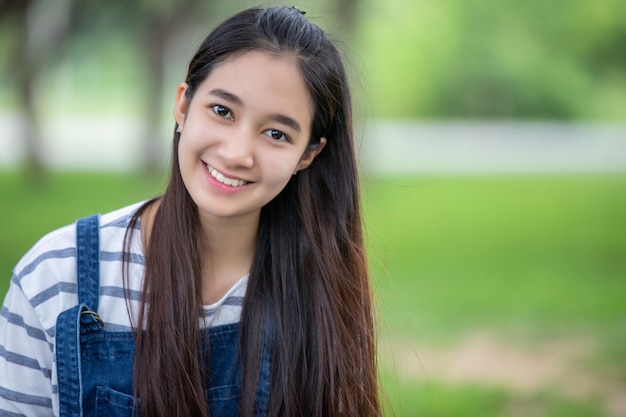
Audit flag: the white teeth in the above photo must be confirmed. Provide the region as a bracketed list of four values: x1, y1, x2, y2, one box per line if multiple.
[207, 165, 247, 187]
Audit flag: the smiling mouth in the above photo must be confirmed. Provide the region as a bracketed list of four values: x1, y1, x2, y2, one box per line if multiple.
[206, 164, 249, 187]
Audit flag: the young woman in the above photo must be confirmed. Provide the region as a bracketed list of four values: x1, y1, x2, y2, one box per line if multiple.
[0, 6, 380, 417]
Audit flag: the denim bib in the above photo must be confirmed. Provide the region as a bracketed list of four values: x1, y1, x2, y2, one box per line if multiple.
[55, 215, 270, 417]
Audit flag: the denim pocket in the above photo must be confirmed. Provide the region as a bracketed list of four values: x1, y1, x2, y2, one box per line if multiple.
[95, 386, 136, 417]
[93, 384, 240, 417]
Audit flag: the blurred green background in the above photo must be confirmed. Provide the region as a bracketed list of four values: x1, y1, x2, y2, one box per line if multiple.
[1, 0, 625, 416]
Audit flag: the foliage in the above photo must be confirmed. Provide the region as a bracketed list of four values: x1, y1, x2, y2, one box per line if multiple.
[3, 0, 625, 122]
[356, 0, 626, 119]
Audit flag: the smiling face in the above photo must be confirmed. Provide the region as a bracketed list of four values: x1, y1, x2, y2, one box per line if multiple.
[174, 51, 325, 226]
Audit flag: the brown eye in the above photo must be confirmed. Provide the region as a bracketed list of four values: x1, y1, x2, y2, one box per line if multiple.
[264, 129, 288, 142]
[212, 105, 233, 119]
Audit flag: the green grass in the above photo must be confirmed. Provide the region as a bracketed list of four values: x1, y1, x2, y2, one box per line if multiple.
[362, 174, 626, 416]
[363, 175, 626, 339]
[1, 171, 625, 416]
[380, 372, 607, 417]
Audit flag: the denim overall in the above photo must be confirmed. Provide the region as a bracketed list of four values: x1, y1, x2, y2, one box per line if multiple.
[55, 215, 270, 417]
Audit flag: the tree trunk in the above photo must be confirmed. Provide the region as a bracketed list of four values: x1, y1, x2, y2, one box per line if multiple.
[142, 24, 167, 174]
[14, 0, 46, 182]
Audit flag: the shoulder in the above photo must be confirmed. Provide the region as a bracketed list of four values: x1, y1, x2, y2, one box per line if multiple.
[99, 201, 146, 231]
[13, 201, 145, 282]
[9, 201, 146, 330]
[98, 201, 146, 253]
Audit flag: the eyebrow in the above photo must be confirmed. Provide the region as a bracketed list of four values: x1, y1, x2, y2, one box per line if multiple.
[267, 114, 301, 133]
[209, 88, 243, 106]
[208, 88, 302, 133]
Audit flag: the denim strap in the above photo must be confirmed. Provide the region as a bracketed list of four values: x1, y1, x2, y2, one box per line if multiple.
[75, 215, 101, 311]
[56, 214, 102, 417]
[57, 304, 104, 417]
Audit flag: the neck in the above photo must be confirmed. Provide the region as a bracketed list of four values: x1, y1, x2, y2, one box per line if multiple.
[198, 212, 259, 304]
[141, 200, 258, 305]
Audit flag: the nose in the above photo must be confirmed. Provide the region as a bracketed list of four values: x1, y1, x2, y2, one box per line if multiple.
[217, 125, 255, 169]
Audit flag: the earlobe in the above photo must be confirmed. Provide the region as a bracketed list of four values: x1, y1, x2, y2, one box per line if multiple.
[296, 137, 327, 171]
[174, 82, 190, 127]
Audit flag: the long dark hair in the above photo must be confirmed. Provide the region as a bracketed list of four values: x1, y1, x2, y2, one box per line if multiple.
[124, 6, 380, 416]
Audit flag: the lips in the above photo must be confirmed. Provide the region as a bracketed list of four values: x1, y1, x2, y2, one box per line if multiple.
[206, 164, 248, 187]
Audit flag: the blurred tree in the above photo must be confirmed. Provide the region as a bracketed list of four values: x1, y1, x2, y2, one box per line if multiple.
[112, 0, 207, 173]
[0, 0, 41, 181]
[0, 0, 87, 181]
[0, 0, 366, 177]
[357, 0, 626, 120]
[336, 0, 360, 37]
[0, 0, 210, 176]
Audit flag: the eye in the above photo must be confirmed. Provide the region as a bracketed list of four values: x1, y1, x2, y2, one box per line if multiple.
[264, 129, 289, 142]
[211, 105, 233, 119]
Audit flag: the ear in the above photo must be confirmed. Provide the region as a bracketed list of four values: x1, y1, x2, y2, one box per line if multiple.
[295, 137, 327, 171]
[174, 82, 190, 128]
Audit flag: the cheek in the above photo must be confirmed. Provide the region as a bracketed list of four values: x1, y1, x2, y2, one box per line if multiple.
[178, 126, 203, 151]
[262, 154, 300, 185]
[177, 133, 203, 184]
[177, 142, 192, 190]
[266, 170, 293, 191]
[177, 136, 194, 170]
[177, 123, 216, 160]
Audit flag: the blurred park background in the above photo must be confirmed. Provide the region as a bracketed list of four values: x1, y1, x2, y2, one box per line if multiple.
[1, 0, 625, 416]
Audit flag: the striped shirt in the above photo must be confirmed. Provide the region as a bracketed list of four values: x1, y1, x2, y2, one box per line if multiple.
[0, 202, 247, 416]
